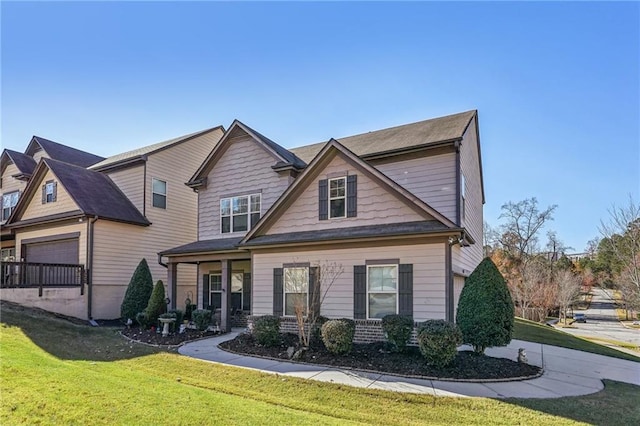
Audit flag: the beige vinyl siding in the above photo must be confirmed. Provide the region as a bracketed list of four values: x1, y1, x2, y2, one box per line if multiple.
[2, 163, 27, 194]
[267, 153, 427, 235]
[91, 132, 221, 319]
[32, 149, 49, 163]
[375, 152, 457, 222]
[15, 222, 87, 264]
[106, 165, 144, 213]
[453, 275, 465, 321]
[21, 170, 80, 220]
[198, 135, 291, 240]
[453, 118, 483, 274]
[252, 243, 446, 321]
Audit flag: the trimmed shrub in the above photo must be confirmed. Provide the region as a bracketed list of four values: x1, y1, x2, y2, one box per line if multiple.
[135, 311, 150, 329]
[167, 309, 184, 332]
[252, 315, 281, 347]
[312, 315, 330, 342]
[146, 280, 167, 326]
[416, 320, 462, 368]
[456, 257, 515, 354]
[192, 309, 212, 331]
[381, 314, 414, 352]
[120, 259, 153, 322]
[185, 303, 196, 321]
[321, 319, 355, 355]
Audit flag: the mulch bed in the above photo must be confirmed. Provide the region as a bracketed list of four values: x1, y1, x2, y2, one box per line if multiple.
[220, 332, 541, 381]
[121, 326, 218, 346]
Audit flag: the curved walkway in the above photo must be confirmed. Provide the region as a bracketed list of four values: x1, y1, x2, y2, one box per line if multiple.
[179, 330, 640, 399]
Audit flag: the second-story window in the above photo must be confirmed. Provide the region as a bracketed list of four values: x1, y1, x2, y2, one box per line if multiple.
[329, 177, 346, 218]
[41, 180, 57, 204]
[2, 191, 19, 220]
[152, 178, 167, 209]
[220, 193, 261, 233]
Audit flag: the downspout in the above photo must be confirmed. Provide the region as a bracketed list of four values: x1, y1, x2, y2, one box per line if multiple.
[87, 215, 99, 321]
[158, 254, 168, 268]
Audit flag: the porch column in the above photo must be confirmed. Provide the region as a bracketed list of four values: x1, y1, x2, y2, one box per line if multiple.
[220, 259, 232, 332]
[168, 261, 178, 310]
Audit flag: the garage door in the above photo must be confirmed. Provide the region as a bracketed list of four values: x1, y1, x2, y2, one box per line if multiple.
[25, 239, 79, 264]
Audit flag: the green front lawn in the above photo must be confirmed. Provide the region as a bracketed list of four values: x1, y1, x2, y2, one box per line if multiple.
[513, 317, 640, 362]
[2, 304, 639, 425]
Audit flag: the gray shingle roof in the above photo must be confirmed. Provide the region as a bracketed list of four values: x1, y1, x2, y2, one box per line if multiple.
[290, 110, 476, 163]
[2, 149, 37, 176]
[31, 136, 105, 168]
[159, 237, 244, 256]
[239, 122, 307, 169]
[89, 126, 223, 170]
[44, 158, 150, 226]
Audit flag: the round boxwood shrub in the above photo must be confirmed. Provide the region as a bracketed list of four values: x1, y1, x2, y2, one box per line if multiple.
[321, 319, 355, 355]
[381, 314, 414, 352]
[146, 280, 167, 326]
[416, 320, 462, 368]
[120, 259, 153, 322]
[455, 257, 514, 354]
[252, 315, 281, 347]
[192, 309, 212, 331]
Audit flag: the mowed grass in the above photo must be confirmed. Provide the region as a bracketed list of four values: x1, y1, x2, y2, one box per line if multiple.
[1, 304, 639, 425]
[513, 317, 640, 362]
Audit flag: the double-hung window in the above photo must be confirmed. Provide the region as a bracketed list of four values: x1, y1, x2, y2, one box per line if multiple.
[152, 178, 167, 209]
[231, 272, 244, 311]
[367, 265, 398, 319]
[328, 177, 346, 218]
[2, 191, 19, 220]
[220, 193, 260, 233]
[210, 272, 244, 311]
[284, 267, 308, 316]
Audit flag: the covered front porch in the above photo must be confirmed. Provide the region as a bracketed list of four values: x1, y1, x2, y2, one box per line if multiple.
[160, 237, 251, 333]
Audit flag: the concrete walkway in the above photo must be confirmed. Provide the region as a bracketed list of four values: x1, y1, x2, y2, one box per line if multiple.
[179, 330, 640, 399]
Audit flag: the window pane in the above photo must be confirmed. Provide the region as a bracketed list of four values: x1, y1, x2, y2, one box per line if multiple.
[330, 178, 345, 198]
[209, 293, 222, 311]
[220, 199, 231, 216]
[250, 212, 260, 228]
[232, 273, 243, 293]
[231, 293, 243, 311]
[284, 267, 308, 292]
[10, 192, 19, 206]
[221, 217, 231, 233]
[250, 195, 260, 212]
[368, 267, 384, 291]
[233, 197, 248, 214]
[2, 194, 10, 207]
[369, 293, 396, 319]
[46, 183, 54, 194]
[232, 215, 248, 232]
[152, 179, 166, 195]
[382, 266, 397, 290]
[210, 275, 222, 292]
[285, 293, 307, 316]
[330, 199, 345, 218]
[153, 194, 166, 209]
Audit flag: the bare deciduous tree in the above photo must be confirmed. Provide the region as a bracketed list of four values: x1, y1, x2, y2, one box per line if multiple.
[555, 269, 582, 325]
[498, 198, 557, 261]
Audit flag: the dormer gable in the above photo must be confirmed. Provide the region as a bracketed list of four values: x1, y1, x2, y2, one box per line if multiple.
[25, 136, 105, 168]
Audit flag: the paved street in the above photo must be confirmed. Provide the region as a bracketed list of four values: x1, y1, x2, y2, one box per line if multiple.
[558, 287, 640, 347]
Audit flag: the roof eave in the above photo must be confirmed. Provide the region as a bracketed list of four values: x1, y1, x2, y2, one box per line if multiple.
[359, 138, 461, 161]
[91, 155, 147, 172]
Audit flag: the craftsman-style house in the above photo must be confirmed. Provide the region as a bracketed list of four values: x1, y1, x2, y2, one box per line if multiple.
[1, 128, 224, 319]
[160, 111, 484, 341]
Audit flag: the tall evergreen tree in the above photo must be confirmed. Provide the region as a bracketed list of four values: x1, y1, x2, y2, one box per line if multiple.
[456, 257, 514, 354]
[120, 259, 153, 321]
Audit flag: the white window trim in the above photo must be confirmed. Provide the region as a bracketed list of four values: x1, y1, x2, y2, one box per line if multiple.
[461, 173, 466, 220]
[366, 264, 399, 320]
[209, 272, 245, 310]
[2, 191, 19, 220]
[328, 176, 347, 219]
[152, 178, 167, 209]
[220, 193, 261, 234]
[45, 182, 55, 203]
[283, 266, 309, 317]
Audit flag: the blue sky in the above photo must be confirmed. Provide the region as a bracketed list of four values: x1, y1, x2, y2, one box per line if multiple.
[2, 1, 638, 252]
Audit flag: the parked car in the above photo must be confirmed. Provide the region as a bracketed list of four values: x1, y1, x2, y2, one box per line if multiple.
[573, 313, 587, 323]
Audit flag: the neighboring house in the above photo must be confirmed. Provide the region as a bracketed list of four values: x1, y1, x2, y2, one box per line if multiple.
[1, 127, 224, 320]
[160, 111, 484, 341]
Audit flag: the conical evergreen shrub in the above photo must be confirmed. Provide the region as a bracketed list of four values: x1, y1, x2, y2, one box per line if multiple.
[455, 257, 514, 354]
[120, 259, 153, 321]
[146, 280, 167, 325]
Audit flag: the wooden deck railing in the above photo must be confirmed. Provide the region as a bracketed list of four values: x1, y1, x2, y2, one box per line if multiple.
[1, 262, 86, 296]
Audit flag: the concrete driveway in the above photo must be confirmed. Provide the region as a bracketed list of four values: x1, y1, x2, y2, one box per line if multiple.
[557, 287, 640, 348]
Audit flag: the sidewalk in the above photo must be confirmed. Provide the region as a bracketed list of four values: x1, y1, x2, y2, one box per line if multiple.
[179, 330, 640, 399]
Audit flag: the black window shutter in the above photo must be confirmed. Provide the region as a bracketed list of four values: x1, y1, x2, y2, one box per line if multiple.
[41, 185, 46, 204]
[353, 265, 366, 319]
[273, 268, 283, 316]
[318, 179, 328, 220]
[398, 264, 413, 317]
[52, 182, 57, 202]
[346, 175, 357, 217]
[242, 272, 252, 311]
[202, 274, 210, 309]
[309, 266, 320, 319]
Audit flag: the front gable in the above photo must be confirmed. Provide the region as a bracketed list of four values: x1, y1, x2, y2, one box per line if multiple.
[19, 168, 80, 221]
[266, 151, 429, 235]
